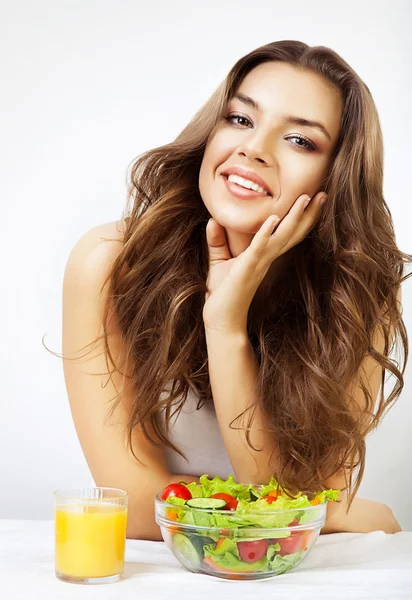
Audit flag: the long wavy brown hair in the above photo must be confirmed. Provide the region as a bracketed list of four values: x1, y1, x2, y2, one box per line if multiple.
[51, 40, 412, 512]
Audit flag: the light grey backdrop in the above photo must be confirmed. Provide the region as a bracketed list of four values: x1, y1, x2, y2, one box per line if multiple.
[2, 0, 411, 528]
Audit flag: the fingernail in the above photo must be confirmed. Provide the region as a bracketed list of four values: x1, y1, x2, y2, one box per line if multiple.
[320, 194, 328, 205]
[303, 195, 311, 208]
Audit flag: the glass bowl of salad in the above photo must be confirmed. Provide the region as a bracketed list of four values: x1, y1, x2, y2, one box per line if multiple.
[154, 474, 341, 580]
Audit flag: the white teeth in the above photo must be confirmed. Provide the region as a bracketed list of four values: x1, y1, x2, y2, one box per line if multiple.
[226, 174, 269, 195]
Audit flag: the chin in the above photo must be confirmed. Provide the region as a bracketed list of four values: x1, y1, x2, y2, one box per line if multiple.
[215, 214, 263, 235]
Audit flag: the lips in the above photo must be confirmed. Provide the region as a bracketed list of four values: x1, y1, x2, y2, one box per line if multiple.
[222, 175, 270, 200]
[220, 166, 273, 196]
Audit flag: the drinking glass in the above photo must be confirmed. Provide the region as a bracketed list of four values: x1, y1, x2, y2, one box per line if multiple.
[54, 487, 128, 584]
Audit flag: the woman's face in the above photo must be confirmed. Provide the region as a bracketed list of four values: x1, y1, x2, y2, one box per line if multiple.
[198, 61, 343, 257]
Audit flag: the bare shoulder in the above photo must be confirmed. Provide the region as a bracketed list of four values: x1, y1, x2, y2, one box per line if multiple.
[62, 218, 131, 377]
[66, 219, 126, 267]
[63, 219, 130, 345]
[64, 219, 127, 287]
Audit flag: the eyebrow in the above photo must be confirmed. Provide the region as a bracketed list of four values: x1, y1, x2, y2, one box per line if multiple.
[232, 92, 332, 142]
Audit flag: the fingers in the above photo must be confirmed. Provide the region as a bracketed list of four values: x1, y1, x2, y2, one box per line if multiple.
[304, 192, 328, 214]
[247, 214, 282, 261]
[250, 194, 310, 250]
[206, 191, 327, 268]
[273, 191, 327, 235]
[262, 214, 281, 237]
[248, 192, 327, 264]
[206, 218, 232, 264]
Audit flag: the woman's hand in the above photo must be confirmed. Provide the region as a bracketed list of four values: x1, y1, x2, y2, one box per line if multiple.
[203, 191, 327, 334]
[323, 496, 402, 534]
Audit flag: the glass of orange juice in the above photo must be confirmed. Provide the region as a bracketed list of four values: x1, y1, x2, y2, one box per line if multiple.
[54, 487, 128, 584]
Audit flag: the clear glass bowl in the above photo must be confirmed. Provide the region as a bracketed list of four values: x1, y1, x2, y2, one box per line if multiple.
[154, 485, 327, 580]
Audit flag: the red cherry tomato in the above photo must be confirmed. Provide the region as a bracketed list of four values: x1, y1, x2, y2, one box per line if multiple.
[274, 531, 315, 556]
[276, 535, 303, 555]
[160, 483, 192, 501]
[237, 539, 268, 563]
[210, 492, 239, 510]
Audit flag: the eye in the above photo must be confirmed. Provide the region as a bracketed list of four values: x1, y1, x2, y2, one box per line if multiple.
[223, 113, 252, 128]
[286, 135, 317, 152]
[223, 113, 317, 152]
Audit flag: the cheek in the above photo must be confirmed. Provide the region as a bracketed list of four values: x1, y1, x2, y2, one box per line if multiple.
[198, 142, 221, 201]
[198, 156, 211, 203]
[200, 131, 231, 175]
[281, 161, 328, 200]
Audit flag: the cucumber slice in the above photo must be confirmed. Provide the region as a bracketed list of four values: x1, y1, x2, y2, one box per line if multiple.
[172, 533, 202, 569]
[186, 498, 227, 510]
[249, 489, 261, 501]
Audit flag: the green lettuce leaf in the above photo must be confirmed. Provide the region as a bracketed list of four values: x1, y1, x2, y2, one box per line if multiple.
[165, 496, 187, 506]
[177, 506, 251, 530]
[163, 475, 342, 533]
[314, 489, 342, 503]
[234, 527, 290, 540]
[260, 476, 341, 503]
[204, 537, 241, 559]
[202, 536, 306, 575]
[234, 495, 316, 529]
[199, 474, 246, 498]
[267, 546, 305, 574]
[260, 475, 283, 497]
[186, 482, 203, 498]
[177, 508, 216, 528]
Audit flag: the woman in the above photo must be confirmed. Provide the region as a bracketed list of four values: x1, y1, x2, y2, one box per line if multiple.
[60, 40, 410, 540]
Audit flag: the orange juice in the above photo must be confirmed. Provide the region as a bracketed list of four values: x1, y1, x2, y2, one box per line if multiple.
[55, 503, 127, 578]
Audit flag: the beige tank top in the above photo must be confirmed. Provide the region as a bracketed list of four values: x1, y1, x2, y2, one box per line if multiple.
[158, 386, 233, 481]
[89, 386, 234, 488]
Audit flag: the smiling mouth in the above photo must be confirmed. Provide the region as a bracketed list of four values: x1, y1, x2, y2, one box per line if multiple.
[222, 175, 272, 199]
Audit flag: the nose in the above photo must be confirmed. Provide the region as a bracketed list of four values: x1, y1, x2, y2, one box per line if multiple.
[236, 129, 274, 166]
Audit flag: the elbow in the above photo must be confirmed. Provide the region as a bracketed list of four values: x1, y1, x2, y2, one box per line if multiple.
[126, 521, 164, 542]
[320, 496, 403, 535]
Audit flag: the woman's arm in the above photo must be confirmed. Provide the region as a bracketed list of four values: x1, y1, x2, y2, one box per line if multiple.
[205, 328, 279, 485]
[321, 493, 402, 534]
[63, 222, 201, 541]
[205, 327, 347, 532]
[205, 327, 402, 534]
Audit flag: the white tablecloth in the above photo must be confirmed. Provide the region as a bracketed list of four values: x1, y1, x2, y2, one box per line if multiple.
[1, 519, 411, 599]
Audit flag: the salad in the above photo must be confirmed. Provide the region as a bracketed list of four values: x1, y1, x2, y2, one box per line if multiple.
[157, 474, 341, 576]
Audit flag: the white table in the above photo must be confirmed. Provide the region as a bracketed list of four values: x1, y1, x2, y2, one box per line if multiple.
[1, 519, 412, 599]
